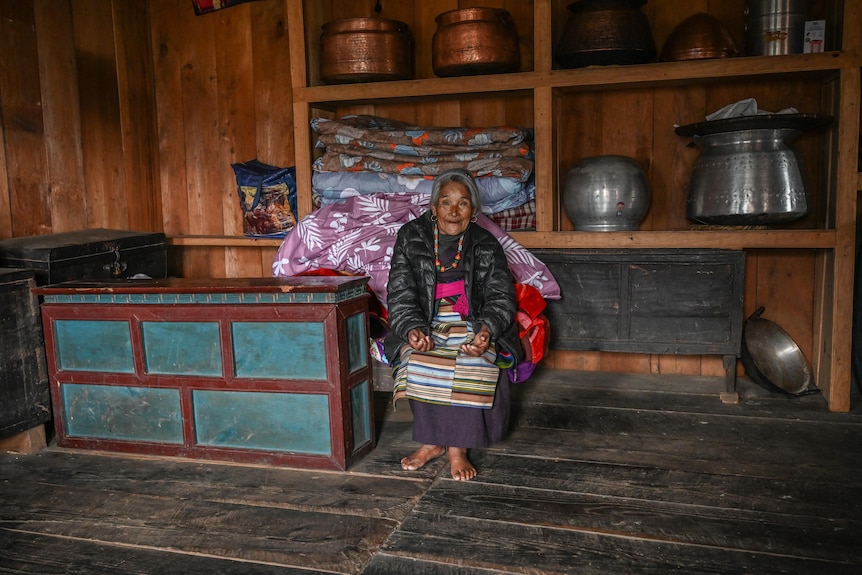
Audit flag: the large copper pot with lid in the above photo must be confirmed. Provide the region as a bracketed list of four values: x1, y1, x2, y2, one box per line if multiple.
[432, 7, 520, 77]
[555, 0, 656, 68]
[319, 17, 413, 84]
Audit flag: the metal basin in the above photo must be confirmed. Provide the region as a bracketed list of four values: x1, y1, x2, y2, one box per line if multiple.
[742, 307, 811, 395]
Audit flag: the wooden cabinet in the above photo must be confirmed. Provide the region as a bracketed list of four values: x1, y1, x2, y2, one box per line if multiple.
[0, 268, 50, 440]
[35, 276, 375, 471]
[534, 249, 745, 401]
[285, 0, 860, 411]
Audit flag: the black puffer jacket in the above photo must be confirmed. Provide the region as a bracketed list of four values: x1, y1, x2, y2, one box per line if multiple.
[384, 211, 523, 366]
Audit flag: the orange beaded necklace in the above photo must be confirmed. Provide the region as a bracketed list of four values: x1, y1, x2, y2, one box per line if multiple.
[433, 224, 464, 272]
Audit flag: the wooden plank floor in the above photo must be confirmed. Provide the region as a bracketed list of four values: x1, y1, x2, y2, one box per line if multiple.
[2, 369, 861, 574]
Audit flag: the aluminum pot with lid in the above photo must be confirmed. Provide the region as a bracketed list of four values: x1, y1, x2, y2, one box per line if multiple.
[676, 113, 832, 226]
[685, 127, 808, 225]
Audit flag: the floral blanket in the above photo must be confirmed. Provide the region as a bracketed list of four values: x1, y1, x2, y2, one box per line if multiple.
[311, 115, 534, 182]
[312, 171, 535, 215]
[272, 193, 560, 309]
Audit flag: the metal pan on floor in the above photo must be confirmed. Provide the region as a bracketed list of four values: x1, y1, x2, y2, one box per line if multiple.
[741, 307, 818, 397]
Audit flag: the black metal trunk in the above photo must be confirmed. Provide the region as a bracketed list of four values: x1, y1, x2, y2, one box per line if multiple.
[0, 228, 168, 285]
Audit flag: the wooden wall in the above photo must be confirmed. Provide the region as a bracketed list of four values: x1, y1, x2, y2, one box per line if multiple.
[150, 0, 293, 278]
[0, 0, 160, 238]
[0, 0, 291, 278]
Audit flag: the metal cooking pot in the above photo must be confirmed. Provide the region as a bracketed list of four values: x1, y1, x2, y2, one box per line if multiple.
[555, 0, 656, 68]
[432, 7, 520, 77]
[562, 155, 651, 231]
[741, 307, 814, 396]
[660, 12, 739, 62]
[686, 127, 807, 225]
[675, 113, 832, 226]
[319, 17, 414, 84]
[745, 0, 811, 56]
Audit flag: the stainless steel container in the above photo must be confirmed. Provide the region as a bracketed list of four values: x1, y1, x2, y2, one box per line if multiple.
[685, 128, 807, 225]
[744, 0, 810, 55]
[562, 155, 651, 231]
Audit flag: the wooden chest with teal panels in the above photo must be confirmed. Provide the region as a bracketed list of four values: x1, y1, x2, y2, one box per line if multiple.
[34, 276, 375, 470]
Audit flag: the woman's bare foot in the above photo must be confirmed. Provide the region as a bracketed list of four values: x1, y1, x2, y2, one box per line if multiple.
[448, 447, 477, 481]
[401, 444, 446, 471]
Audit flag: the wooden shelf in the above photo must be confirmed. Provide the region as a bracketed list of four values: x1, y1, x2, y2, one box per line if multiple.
[511, 230, 836, 250]
[286, 0, 859, 411]
[168, 236, 284, 248]
[548, 52, 847, 92]
[294, 52, 847, 105]
[168, 230, 836, 251]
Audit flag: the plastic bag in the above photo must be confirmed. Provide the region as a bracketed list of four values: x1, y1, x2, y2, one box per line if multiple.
[231, 159, 297, 238]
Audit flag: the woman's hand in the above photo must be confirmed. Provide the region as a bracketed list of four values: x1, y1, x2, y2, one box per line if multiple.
[461, 326, 491, 356]
[408, 328, 434, 351]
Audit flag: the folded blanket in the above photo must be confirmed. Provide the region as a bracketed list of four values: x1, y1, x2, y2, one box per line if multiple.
[272, 193, 561, 308]
[311, 114, 531, 151]
[317, 137, 532, 162]
[313, 153, 534, 182]
[312, 171, 535, 214]
[489, 199, 536, 231]
[311, 114, 535, 182]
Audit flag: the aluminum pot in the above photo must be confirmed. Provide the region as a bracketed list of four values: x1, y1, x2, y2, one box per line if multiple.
[685, 127, 808, 225]
[432, 7, 520, 77]
[562, 155, 651, 231]
[555, 0, 656, 68]
[319, 17, 413, 84]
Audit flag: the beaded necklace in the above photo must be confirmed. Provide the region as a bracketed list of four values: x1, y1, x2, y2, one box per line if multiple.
[433, 224, 464, 272]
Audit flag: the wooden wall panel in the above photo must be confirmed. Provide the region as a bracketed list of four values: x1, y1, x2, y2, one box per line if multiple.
[150, 0, 190, 238]
[1, 0, 160, 239]
[33, 0, 88, 234]
[0, 1, 51, 237]
[72, 0, 129, 229]
[0, 100, 10, 238]
[752, 250, 818, 370]
[215, 5, 256, 278]
[251, 1, 294, 168]
[113, 0, 162, 232]
[149, 0, 297, 278]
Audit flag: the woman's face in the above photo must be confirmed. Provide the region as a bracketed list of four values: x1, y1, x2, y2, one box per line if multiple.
[432, 181, 475, 235]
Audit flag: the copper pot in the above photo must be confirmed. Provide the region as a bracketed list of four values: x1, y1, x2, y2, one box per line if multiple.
[555, 0, 656, 68]
[432, 7, 520, 77]
[660, 13, 738, 61]
[319, 18, 413, 84]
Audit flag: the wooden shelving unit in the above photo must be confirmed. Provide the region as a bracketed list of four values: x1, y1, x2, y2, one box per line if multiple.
[283, 0, 860, 411]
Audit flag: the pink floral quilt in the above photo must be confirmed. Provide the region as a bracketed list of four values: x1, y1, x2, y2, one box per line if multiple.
[272, 193, 561, 308]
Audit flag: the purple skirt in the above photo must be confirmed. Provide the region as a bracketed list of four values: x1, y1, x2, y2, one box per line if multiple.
[408, 369, 510, 449]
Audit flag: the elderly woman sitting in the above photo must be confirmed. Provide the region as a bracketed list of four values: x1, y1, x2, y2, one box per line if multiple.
[385, 169, 523, 481]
